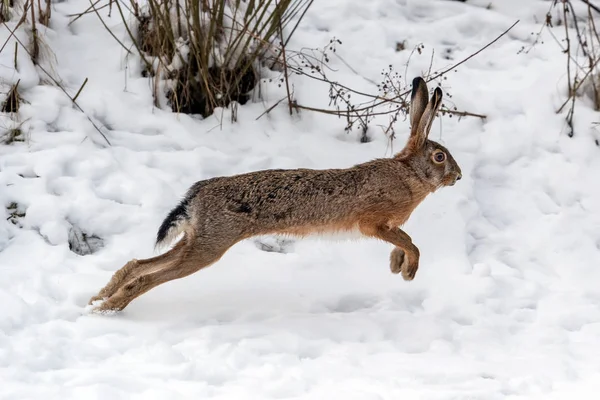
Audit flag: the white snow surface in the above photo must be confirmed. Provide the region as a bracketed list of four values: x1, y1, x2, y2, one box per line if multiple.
[2, 0, 600, 398]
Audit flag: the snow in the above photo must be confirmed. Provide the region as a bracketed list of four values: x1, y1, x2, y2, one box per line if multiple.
[2, 0, 600, 398]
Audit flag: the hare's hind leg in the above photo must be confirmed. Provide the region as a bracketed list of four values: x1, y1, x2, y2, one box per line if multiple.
[359, 223, 421, 280]
[88, 238, 188, 305]
[92, 234, 235, 312]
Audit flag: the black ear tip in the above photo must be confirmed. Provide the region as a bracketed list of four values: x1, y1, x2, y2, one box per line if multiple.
[411, 77, 426, 99]
[433, 87, 443, 98]
[412, 77, 424, 87]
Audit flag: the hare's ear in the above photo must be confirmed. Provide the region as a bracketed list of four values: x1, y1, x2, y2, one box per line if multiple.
[413, 86, 443, 148]
[410, 77, 429, 138]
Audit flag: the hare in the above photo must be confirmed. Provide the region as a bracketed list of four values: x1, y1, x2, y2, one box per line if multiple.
[89, 77, 462, 312]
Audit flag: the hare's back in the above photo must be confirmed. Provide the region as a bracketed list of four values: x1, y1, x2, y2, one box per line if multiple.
[191, 167, 363, 221]
[216, 167, 359, 203]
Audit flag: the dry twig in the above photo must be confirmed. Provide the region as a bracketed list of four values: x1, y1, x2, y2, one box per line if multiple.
[2, 22, 110, 145]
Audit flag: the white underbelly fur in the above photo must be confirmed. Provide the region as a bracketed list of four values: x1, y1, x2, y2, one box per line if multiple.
[276, 225, 365, 242]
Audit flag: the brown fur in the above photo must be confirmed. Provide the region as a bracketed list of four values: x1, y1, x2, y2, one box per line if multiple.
[89, 77, 462, 313]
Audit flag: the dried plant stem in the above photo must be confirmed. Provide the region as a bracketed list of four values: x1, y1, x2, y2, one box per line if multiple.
[30, 0, 39, 63]
[88, 0, 132, 55]
[0, 9, 27, 55]
[282, 0, 314, 48]
[562, 0, 575, 136]
[580, 0, 600, 14]
[67, 0, 105, 25]
[39, 0, 51, 26]
[72, 78, 88, 102]
[2, 22, 110, 145]
[276, 0, 293, 116]
[99, 0, 314, 117]
[286, 20, 519, 117]
[428, 20, 520, 82]
[2, 79, 20, 112]
[255, 96, 287, 120]
[545, 0, 600, 137]
[443, 109, 487, 119]
[113, 0, 153, 72]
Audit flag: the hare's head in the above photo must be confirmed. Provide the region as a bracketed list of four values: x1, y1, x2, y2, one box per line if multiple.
[398, 77, 462, 189]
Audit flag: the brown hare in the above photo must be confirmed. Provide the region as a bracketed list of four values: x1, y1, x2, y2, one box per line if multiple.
[89, 77, 462, 313]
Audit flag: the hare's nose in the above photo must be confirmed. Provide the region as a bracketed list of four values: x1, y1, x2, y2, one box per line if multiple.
[456, 174, 462, 181]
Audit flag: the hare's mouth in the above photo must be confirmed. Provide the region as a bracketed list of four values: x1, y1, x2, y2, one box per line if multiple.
[445, 174, 461, 186]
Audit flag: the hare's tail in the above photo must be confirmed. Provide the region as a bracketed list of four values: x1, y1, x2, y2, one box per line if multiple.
[156, 180, 217, 249]
[156, 201, 190, 249]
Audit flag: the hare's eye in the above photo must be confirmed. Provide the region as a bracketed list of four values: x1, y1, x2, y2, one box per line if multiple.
[433, 151, 446, 163]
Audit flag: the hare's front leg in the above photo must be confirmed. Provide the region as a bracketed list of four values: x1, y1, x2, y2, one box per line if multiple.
[359, 223, 420, 280]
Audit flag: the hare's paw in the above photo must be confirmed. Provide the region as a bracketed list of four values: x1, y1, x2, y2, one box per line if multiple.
[90, 297, 127, 314]
[401, 256, 419, 281]
[390, 247, 405, 274]
[88, 294, 106, 305]
[390, 247, 419, 281]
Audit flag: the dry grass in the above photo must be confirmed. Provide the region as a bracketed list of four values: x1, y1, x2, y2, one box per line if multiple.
[6, 202, 25, 224]
[38, 0, 50, 26]
[2, 79, 20, 112]
[526, 0, 600, 138]
[118, 0, 314, 117]
[0, 0, 14, 22]
[277, 29, 502, 144]
[1, 126, 24, 143]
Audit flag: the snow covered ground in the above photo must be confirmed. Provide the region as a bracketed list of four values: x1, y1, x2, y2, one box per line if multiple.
[2, 0, 600, 398]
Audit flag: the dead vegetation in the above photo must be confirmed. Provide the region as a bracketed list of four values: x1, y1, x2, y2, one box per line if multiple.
[1, 0, 14, 23]
[270, 22, 516, 144]
[0, 0, 113, 145]
[2, 78, 20, 112]
[67, 0, 518, 139]
[527, 0, 600, 139]
[38, 0, 50, 26]
[1, 125, 23, 143]
[6, 202, 25, 225]
[112, 0, 315, 117]
[0, 0, 53, 145]
[68, 224, 104, 256]
[0, 0, 515, 148]
[0, 40, 23, 142]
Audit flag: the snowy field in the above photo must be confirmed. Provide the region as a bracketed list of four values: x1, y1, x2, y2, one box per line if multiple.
[2, 0, 600, 398]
